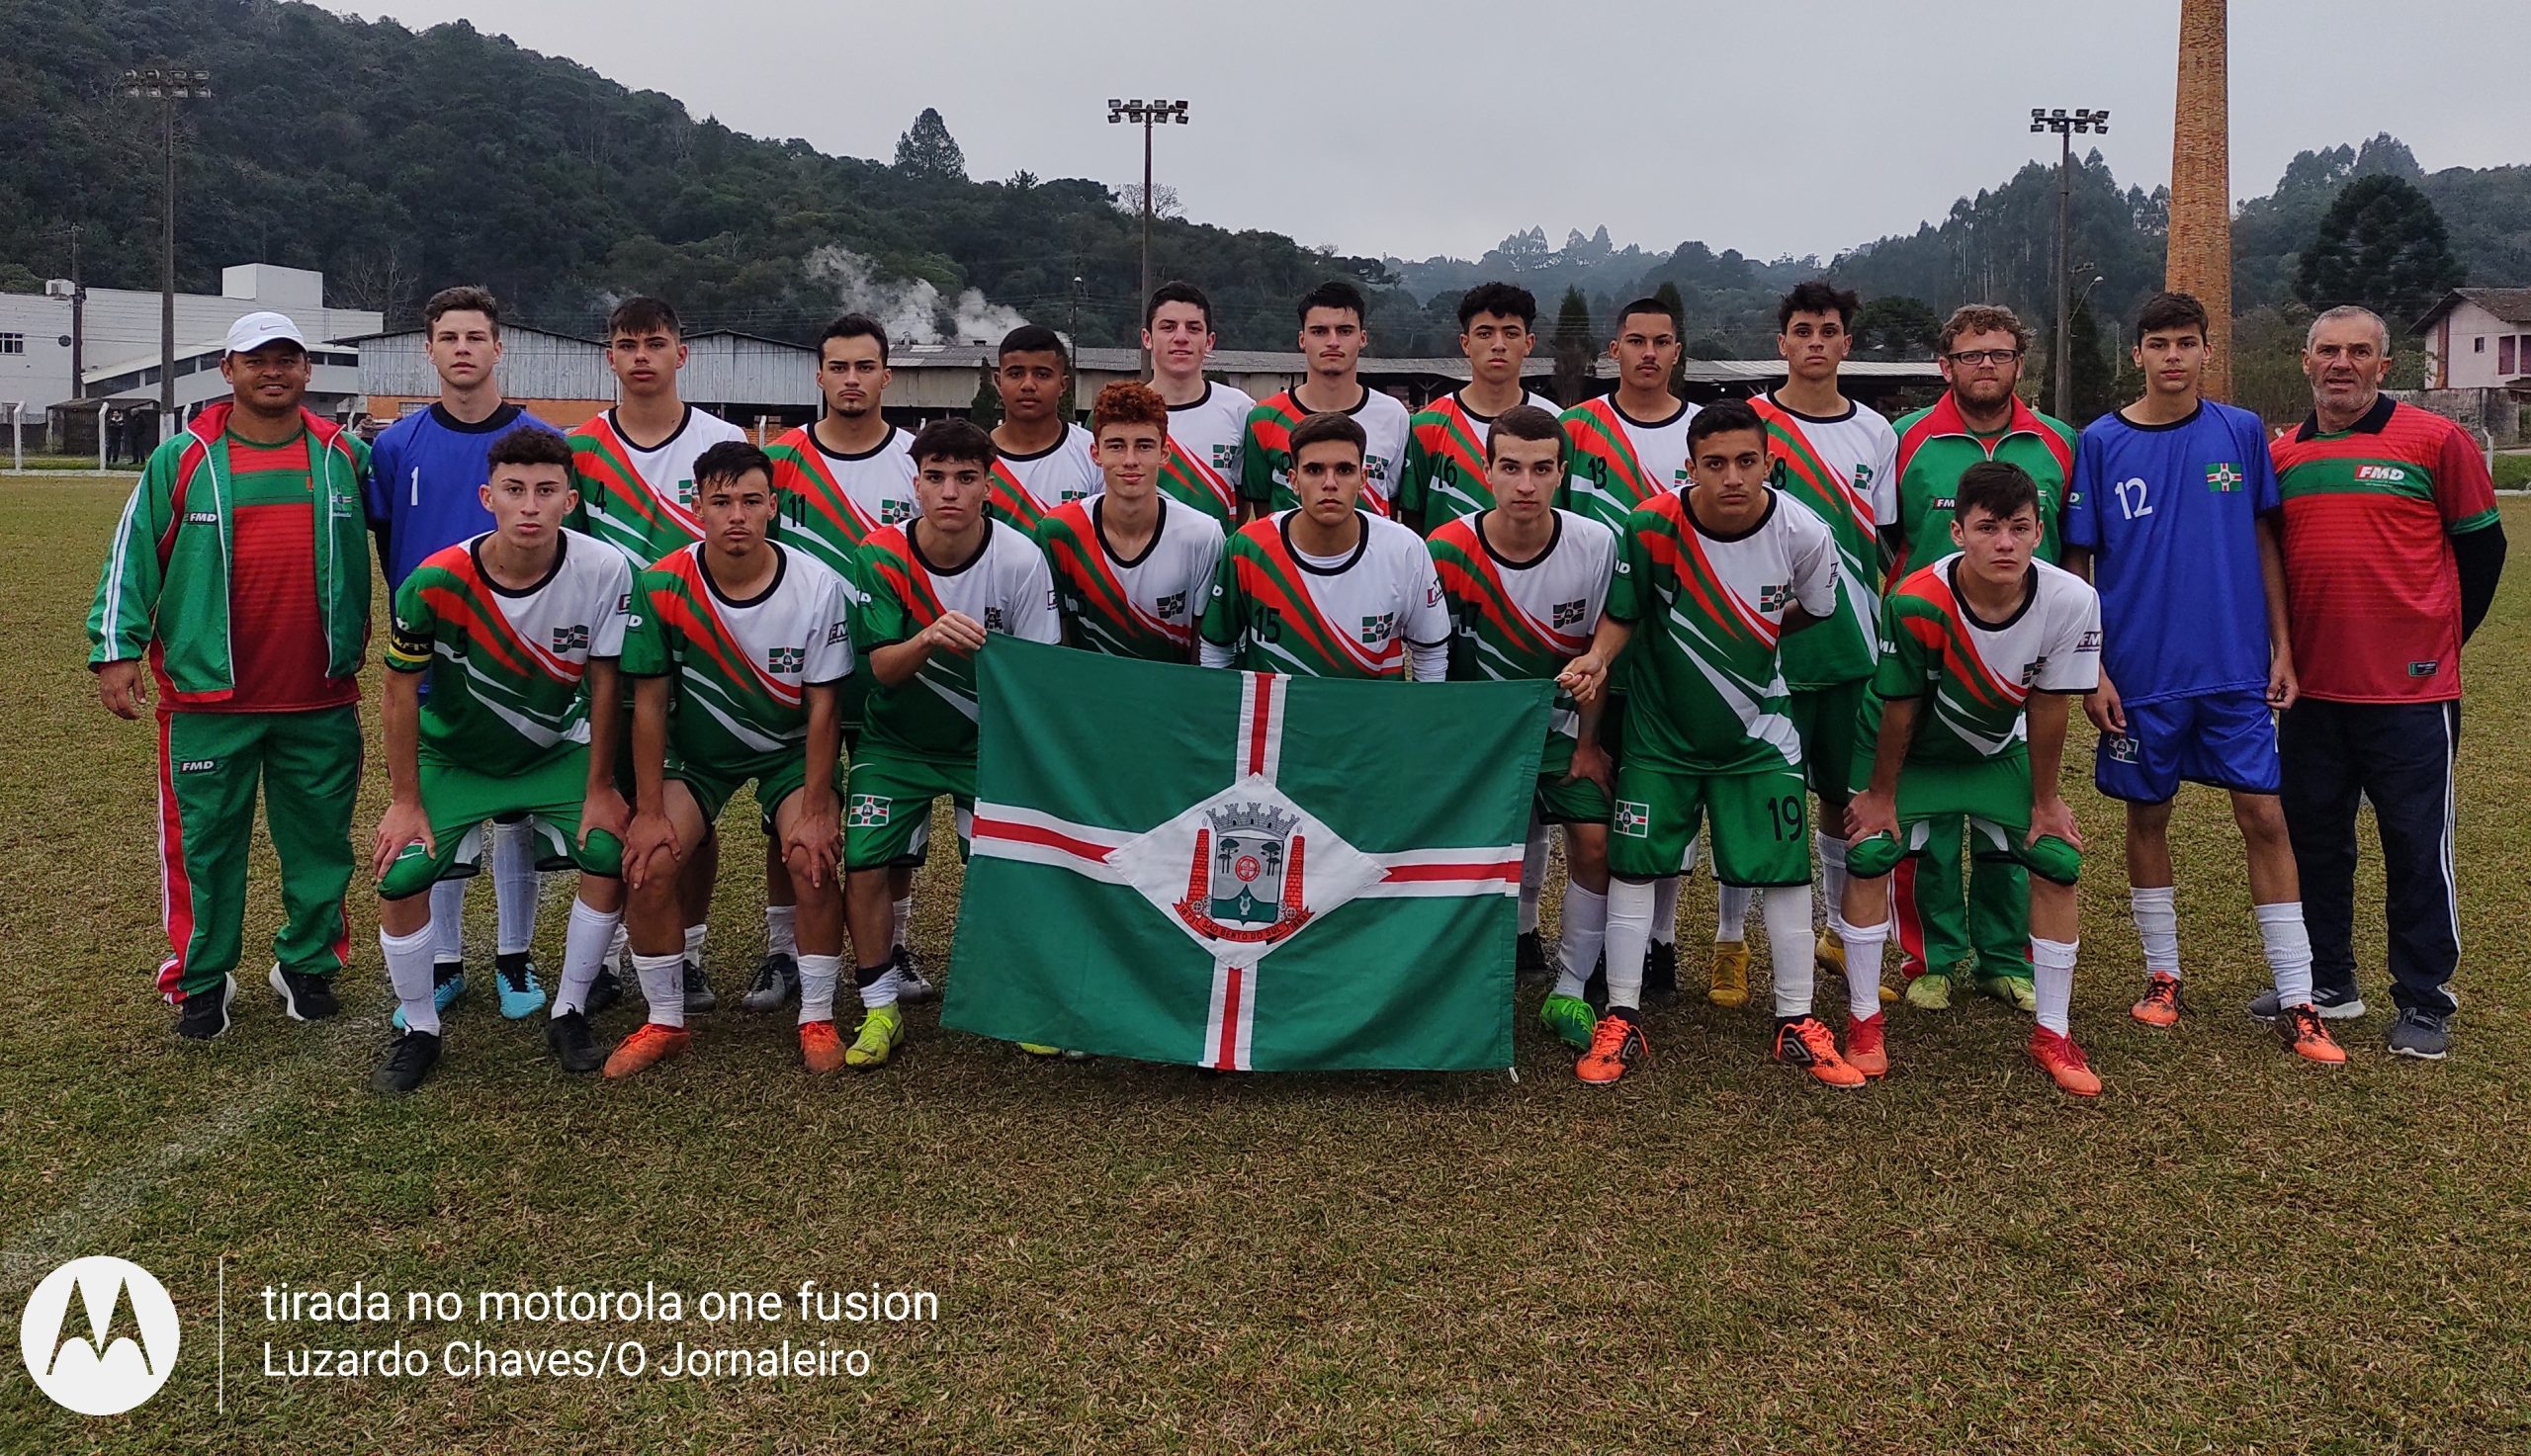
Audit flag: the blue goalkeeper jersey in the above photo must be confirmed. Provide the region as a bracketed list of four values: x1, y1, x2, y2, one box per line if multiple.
[366, 402, 564, 588]
[2061, 399, 2281, 704]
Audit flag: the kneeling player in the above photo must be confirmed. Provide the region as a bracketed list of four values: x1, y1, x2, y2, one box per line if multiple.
[614, 442, 857, 1076]
[845, 419, 1062, 1068]
[1558, 400, 1850, 1086]
[1427, 405, 1618, 1051]
[371, 428, 634, 1092]
[1836, 461, 2105, 1096]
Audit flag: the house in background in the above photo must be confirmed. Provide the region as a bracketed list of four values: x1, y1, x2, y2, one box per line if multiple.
[2415, 289, 2531, 388]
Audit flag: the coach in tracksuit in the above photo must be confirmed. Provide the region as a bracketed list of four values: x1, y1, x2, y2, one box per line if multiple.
[2270, 305, 2505, 1061]
[88, 311, 372, 1040]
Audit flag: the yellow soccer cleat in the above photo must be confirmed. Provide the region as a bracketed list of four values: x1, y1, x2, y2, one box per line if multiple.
[844, 1004, 906, 1069]
[1707, 941, 1751, 1008]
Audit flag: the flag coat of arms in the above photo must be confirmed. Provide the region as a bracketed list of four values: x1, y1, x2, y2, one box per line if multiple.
[944, 641, 1550, 1071]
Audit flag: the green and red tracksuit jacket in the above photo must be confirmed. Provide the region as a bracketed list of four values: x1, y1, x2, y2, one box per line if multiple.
[1889, 392, 2077, 576]
[87, 402, 373, 704]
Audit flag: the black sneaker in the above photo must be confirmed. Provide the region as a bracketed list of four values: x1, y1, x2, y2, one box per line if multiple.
[371, 1030, 443, 1094]
[2385, 1008, 2451, 1061]
[1643, 939, 1680, 1000]
[682, 959, 717, 1014]
[586, 966, 625, 1015]
[741, 953, 799, 1013]
[174, 976, 237, 1042]
[269, 965, 340, 1021]
[2247, 984, 2366, 1022]
[545, 1010, 608, 1073]
[1516, 930, 1551, 982]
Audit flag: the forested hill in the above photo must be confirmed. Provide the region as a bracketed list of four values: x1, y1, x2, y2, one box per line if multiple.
[0, 0, 1374, 347]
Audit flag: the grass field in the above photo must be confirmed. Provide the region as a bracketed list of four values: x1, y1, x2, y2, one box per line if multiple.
[5, 475, 2530, 1454]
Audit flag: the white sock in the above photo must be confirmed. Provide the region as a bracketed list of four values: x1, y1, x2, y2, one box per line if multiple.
[632, 951, 686, 1029]
[891, 895, 912, 953]
[493, 819, 539, 957]
[1602, 878, 1656, 1012]
[2256, 900, 2313, 1008]
[428, 878, 467, 964]
[1836, 913, 1886, 1023]
[765, 903, 798, 962]
[1816, 833, 1849, 928]
[1765, 884, 1816, 1019]
[605, 923, 628, 977]
[856, 958, 901, 1010]
[2031, 936, 2077, 1036]
[1649, 875, 1681, 947]
[682, 923, 707, 963]
[381, 924, 443, 1037]
[1517, 824, 1548, 935]
[797, 953, 841, 1024]
[1553, 884, 1607, 1000]
[552, 897, 620, 1018]
[2131, 885, 2179, 978]
[1715, 884, 1753, 943]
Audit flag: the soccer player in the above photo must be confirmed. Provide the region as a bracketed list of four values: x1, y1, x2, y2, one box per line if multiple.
[569, 296, 748, 1013]
[1039, 381, 1226, 661]
[89, 311, 369, 1040]
[2059, 292, 2341, 1064]
[1883, 303, 2076, 1014]
[1202, 411, 1450, 679]
[369, 428, 633, 1091]
[756, 313, 931, 1015]
[844, 419, 1063, 1069]
[1554, 400, 1851, 1087]
[1428, 405, 1618, 1053]
[1560, 297, 1700, 995]
[609, 442, 856, 1077]
[367, 285, 567, 1028]
[1711, 282, 1901, 1010]
[2269, 305, 2506, 1061]
[1399, 282, 1563, 531]
[1240, 282, 1414, 520]
[1144, 281, 1256, 526]
[1835, 461, 2105, 1097]
[985, 324, 1101, 532]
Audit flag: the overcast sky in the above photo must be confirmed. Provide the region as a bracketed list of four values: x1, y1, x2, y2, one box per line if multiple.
[359, 0, 2523, 264]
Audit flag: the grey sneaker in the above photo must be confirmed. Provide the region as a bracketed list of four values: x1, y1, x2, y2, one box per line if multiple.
[891, 946, 938, 1004]
[741, 953, 799, 1012]
[2385, 1008, 2451, 1061]
[2247, 985, 2366, 1023]
[681, 959, 718, 1014]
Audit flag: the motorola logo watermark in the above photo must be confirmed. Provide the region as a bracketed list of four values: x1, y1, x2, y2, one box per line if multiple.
[21, 1256, 181, 1415]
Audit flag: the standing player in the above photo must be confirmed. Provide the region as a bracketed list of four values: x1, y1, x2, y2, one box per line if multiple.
[844, 420, 1063, 1069]
[1240, 282, 1414, 520]
[1428, 406, 1619, 1052]
[568, 296, 748, 1013]
[1883, 304, 2076, 1013]
[369, 428, 633, 1091]
[984, 324, 1101, 533]
[1555, 401, 1848, 1086]
[1144, 282, 1255, 527]
[609, 442, 855, 1077]
[1560, 297, 1699, 995]
[2060, 292, 2340, 1063]
[1399, 282, 1563, 531]
[1713, 282, 1901, 1010]
[368, 285, 565, 1028]
[1039, 381, 1225, 661]
[1835, 462, 2105, 1097]
[1202, 411, 1451, 679]
[757, 313, 930, 1015]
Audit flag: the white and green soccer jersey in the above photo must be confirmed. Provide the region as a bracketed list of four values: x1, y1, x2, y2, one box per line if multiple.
[1239, 385, 1416, 518]
[1428, 508, 1615, 774]
[384, 528, 634, 775]
[858, 518, 1063, 763]
[1558, 395, 1698, 536]
[1036, 495, 1226, 661]
[1876, 555, 2101, 765]
[1751, 392, 1900, 688]
[1197, 510, 1451, 678]
[567, 405, 751, 567]
[623, 542, 855, 772]
[1159, 382, 1257, 524]
[765, 422, 918, 581]
[1399, 387, 1564, 529]
[986, 422, 1102, 534]
[1606, 488, 1839, 775]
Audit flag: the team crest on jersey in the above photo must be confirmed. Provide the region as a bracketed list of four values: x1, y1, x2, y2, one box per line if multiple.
[2105, 735, 2139, 763]
[552, 625, 590, 652]
[767, 645, 806, 674]
[1759, 582, 1794, 613]
[1359, 612, 1396, 644]
[1614, 801, 1650, 837]
[1211, 444, 1238, 470]
[847, 795, 889, 827]
[1156, 591, 1187, 619]
[1854, 464, 1876, 489]
[881, 500, 914, 525]
[984, 607, 1006, 632]
[1552, 599, 1586, 629]
[1173, 801, 1311, 944]
[2205, 462, 2244, 492]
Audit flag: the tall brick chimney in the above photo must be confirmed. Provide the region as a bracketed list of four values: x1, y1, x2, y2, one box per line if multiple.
[2167, 0, 2232, 398]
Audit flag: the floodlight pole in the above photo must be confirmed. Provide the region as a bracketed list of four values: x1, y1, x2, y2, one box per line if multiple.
[2032, 106, 2107, 420]
[1110, 98, 1188, 373]
[124, 66, 211, 443]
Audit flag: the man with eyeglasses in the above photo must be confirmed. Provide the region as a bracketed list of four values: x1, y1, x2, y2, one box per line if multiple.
[1879, 304, 2077, 1016]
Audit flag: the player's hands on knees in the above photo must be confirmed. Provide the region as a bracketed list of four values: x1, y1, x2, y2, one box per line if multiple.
[623, 810, 683, 890]
[1566, 738, 1613, 793]
[785, 797, 842, 889]
[922, 611, 989, 655]
[96, 659, 148, 720]
[2268, 652, 2299, 712]
[373, 802, 435, 880]
[2083, 670, 2126, 735]
[2028, 794, 2082, 850]
[1846, 788, 1897, 847]
[580, 786, 631, 848]
[1554, 651, 1608, 704]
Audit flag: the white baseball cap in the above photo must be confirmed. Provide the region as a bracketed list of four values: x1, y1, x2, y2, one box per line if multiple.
[224, 311, 305, 356]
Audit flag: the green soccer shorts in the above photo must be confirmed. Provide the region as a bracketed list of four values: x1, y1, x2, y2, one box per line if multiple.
[844, 749, 975, 871]
[380, 745, 622, 900]
[671, 748, 838, 837]
[1789, 678, 1870, 800]
[1846, 753, 2082, 886]
[1534, 767, 1614, 826]
[1610, 760, 1811, 887]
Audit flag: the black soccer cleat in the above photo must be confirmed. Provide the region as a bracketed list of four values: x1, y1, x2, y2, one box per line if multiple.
[585, 966, 625, 1015]
[1643, 939, 1680, 1000]
[269, 965, 340, 1021]
[174, 975, 238, 1042]
[1516, 930, 1552, 982]
[545, 1010, 608, 1074]
[681, 959, 717, 1014]
[371, 1030, 443, 1094]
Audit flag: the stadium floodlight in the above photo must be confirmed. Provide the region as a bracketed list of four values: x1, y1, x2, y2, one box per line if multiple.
[1109, 99, 1193, 372]
[2032, 105, 2109, 419]
[122, 65, 211, 445]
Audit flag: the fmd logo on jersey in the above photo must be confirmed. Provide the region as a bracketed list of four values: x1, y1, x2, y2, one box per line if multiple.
[2357, 465, 2408, 483]
[20, 1255, 180, 1415]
